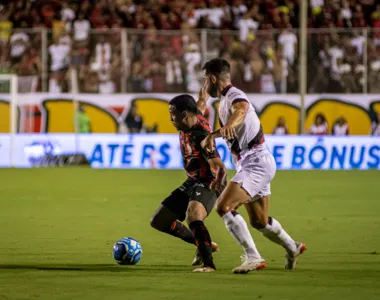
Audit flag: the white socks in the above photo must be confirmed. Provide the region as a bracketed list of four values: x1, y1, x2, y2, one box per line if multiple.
[259, 218, 297, 254]
[222, 212, 261, 259]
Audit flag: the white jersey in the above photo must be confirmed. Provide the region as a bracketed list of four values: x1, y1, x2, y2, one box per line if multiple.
[333, 123, 349, 136]
[218, 85, 264, 157]
[372, 122, 380, 136]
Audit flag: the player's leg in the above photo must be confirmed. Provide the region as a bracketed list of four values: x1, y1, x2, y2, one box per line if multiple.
[216, 181, 265, 273]
[186, 185, 218, 272]
[220, 151, 279, 273]
[150, 189, 195, 245]
[245, 195, 297, 252]
[244, 152, 306, 269]
[187, 202, 215, 272]
[245, 191, 306, 270]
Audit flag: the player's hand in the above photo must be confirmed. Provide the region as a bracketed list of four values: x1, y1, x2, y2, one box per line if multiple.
[220, 124, 236, 141]
[198, 81, 210, 102]
[201, 134, 215, 153]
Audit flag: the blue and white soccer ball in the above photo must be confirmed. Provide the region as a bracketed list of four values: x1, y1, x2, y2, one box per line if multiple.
[112, 237, 142, 265]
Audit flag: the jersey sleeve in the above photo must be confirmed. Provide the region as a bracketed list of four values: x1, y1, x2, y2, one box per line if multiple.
[227, 88, 250, 106]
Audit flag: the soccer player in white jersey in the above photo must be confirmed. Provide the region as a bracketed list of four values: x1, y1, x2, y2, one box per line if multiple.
[199, 58, 306, 274]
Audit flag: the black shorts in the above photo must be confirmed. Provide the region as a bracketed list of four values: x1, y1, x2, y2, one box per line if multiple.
[162, 179, 217, 222]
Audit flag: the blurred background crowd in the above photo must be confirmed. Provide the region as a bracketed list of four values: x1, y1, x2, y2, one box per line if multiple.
[0, 0, 379, 94]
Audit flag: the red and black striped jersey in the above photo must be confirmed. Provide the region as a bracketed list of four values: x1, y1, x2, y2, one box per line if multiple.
[179, 112, 219, 183]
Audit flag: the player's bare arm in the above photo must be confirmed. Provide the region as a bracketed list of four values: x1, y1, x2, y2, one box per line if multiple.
[201, 132, 218, 152]
[201, 101, 249, 152]
[208, 157, 227, 197]
[220, 101, 249, 140]
[196, 82, 210, 115]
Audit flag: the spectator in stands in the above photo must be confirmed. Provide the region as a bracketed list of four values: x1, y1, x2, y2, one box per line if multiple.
[308, 113, 328, 135]
[164, 52, 184, 93]
[286, 67, 298, 93]
[351, 31, 365, 56]
[327, 38, 345, 92]
[273, 117, 289, 135]
[231, 0, 248, 29]
[182, 3, 197, 28]
[48, 37, 70, 93]
[12, 48, 40, 92]
[70, 41, 88, 93]
[129, 61, 145, 92]
[73, 13, 90, 45]
[13, 48, 39, 75]
[272, 49, 288, 93]
[82, 69, 99, 93]
[61, 1, 76, 27]
[206, 0, 226, 29]
[110, 51, 123, 92]
[369, 56, 380, 93]
[371, 112, 380, 136]
[0, 3, 13, 67]
[248, 49, 264, 93]
[260, 66, 276, 94]
[2, 0, 380, 96]
[184, 42, 201, 93]
[332, 117, 349, 136]
[98, 68, 116, 94]
[341, 1, 352, 26]
[278, 26, 298, 65]
[309, 36, 330, 93]
[372, 5, 380, 46]
[10, 21, 29, 65]
[238, 12, 258, 42]
[125, 103, 144, 133]
[352, 3, 366, 28]
[91, 34, 111, 75]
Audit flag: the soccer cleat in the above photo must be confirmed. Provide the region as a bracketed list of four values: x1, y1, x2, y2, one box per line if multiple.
[285, 242, 306, 270]
[232, 255, 267, 274]
[191, 242, 219, 266]
[192, 266, 216, 273]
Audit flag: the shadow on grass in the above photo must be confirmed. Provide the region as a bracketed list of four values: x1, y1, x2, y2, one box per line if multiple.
[0, 263, 189, 272]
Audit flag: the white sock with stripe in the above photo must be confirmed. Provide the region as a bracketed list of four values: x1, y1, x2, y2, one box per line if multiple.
[222, 211, 261, 260]
[259, 217, 297, 254]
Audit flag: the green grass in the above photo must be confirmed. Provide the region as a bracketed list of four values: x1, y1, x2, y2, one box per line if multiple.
[0, 169, 379, 300]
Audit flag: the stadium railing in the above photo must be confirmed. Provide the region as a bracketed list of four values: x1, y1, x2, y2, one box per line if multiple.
[1, 27, 380, 94]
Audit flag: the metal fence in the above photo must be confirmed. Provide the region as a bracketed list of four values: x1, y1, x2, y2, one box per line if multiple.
[0, 27, 380, 94]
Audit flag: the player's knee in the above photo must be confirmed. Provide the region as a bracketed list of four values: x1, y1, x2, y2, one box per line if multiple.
[216, 201, 232, 217]
[150, 214, 165, 231]
[186, 214, 197, 225]
[249, 217, 268, 230]
[149, 214, 158, 229]
[186, 203, 205, 224]
[185, 209, 195, 224]
[250, 219, 264, 229]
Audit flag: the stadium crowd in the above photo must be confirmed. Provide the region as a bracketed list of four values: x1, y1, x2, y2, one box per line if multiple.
[0, 0, 379, 94]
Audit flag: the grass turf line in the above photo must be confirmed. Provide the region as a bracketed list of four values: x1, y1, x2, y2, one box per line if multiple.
[0, 169, 379, 300]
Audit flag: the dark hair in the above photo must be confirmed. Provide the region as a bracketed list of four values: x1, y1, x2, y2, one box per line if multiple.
[315, 113, 326, 122]
[169, 94, 198, 114]
[202, 58, 230, 75]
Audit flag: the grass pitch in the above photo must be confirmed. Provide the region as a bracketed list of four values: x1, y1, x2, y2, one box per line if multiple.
[0, 168, 379, 300]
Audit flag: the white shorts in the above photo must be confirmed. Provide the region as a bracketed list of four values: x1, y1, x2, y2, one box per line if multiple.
[231, 148, 276, 202]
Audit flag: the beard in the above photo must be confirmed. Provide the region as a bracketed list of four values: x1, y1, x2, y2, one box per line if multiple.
[207, 82, 218, 98]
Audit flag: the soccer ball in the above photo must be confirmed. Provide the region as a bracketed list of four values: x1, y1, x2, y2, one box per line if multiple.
[112, 237, 142, 265]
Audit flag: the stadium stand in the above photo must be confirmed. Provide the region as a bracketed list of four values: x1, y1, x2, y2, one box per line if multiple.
[0, 0, 379, 93]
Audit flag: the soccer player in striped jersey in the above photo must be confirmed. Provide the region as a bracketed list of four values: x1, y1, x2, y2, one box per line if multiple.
[150, 94, 227, 272]
[200, 58, 306, 274]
